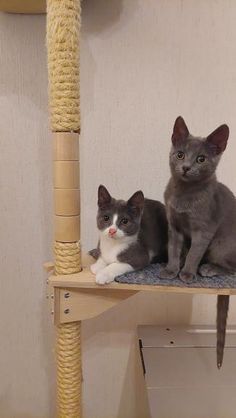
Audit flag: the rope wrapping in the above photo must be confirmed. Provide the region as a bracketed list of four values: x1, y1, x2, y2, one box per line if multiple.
[47, 0, 81, 132]
[57, 322, 82, 417]
[54, 241, 81, 275]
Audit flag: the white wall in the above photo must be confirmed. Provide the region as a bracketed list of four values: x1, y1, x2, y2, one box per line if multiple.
[0, 12, 55, 418]
[1, 1, 236, 417]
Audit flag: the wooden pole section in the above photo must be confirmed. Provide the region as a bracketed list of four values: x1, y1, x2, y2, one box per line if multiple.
[47, 0, 82, 416]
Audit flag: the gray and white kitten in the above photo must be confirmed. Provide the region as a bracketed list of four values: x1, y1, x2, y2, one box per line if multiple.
[91, 185, 168, 284]
[160, 116, 236, 367]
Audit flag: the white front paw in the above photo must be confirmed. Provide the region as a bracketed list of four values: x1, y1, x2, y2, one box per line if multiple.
[96, 270, 114, 285]
[91, 260, 105, 275]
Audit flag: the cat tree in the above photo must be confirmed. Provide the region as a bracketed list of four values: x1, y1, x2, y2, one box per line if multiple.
[1, 1, 235, 416]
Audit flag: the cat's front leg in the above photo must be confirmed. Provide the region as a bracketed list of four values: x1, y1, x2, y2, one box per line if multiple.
[179, 230, 213, 281]
[159, 226, 183, 279]
[90, 257, 107, 275]
[96, 262, 133, 285]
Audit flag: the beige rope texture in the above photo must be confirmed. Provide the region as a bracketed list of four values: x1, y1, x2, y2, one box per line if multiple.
[57, 322, 82, 417]
[47, 0, 81, 132]
[47, 0, 82, 417]
[54, 241, 81, 275]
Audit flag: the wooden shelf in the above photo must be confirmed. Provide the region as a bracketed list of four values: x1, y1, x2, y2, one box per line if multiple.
[46, 253, 236, 325]
[0, 0, 46, 14]
[49, 268, 236, 296]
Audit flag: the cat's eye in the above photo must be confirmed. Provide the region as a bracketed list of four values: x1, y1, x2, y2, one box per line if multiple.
[196, 155, 206, 164]
[177, 151, 185, 160]
[103, 215, 110, 222]
[121, 218, 128, 225]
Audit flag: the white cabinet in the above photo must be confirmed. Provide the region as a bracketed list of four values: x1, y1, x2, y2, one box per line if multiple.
[138, 326, 236, 418]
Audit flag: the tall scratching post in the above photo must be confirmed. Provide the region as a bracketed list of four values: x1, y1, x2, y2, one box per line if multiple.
[47, 0, 82, 416]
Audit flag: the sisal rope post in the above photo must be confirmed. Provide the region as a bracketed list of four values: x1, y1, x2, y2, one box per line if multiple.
[47, 0, 81, 132]
[47, 0, 82, 416]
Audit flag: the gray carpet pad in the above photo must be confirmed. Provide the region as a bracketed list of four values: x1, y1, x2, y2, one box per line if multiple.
[115, 263, 236, 288]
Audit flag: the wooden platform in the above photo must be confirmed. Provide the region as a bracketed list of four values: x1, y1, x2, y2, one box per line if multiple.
[50, 267, 236, 296]
[46, 256, 236, 325]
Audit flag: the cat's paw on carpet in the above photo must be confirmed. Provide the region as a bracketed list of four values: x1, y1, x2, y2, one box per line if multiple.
[199, 263, 219, 277]
[179, 270, 195, 282]
[158, 266, 179, 279]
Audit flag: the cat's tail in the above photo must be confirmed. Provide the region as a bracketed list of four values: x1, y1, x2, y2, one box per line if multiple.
[217, 295, 230, 369]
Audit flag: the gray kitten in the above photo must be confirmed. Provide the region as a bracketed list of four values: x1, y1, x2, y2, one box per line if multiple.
[90, 185, 168, 284]
[159, 116, 236, 367]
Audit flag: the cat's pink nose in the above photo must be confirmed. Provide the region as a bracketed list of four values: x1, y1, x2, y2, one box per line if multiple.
[109, 227, 117, 236]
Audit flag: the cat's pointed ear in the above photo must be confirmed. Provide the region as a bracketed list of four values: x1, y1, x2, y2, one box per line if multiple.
[172, 116, 189, 145]
[206, 124, 229, 155]
[128, 191, 145, 212]
[98, 185, 112, 208]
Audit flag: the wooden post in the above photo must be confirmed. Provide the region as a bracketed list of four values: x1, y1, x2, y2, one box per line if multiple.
[47, 0, 82, 416]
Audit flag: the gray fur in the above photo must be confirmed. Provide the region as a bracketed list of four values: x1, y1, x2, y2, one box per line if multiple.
[95, 185, 168, 269]
[217, 295, 229, 369]
[159, 116, 235, 367]
[159, 116, 235, 281]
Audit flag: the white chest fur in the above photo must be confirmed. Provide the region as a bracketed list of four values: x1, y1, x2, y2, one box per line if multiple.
[100, 234, 135, 264]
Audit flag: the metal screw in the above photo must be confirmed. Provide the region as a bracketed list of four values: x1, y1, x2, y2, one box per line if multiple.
[51, 294, 54, 299]
[51, 310, 54, 315]
[64, 292, 70, 299]
[64, 308, 70, 314]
